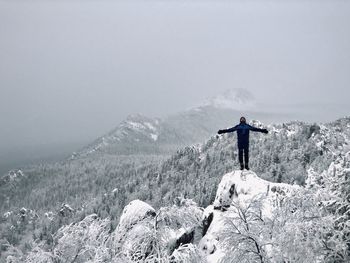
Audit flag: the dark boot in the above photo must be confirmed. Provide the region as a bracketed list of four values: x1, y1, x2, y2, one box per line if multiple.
[240, 163, 244, 170]
[245, 164, 249, 170]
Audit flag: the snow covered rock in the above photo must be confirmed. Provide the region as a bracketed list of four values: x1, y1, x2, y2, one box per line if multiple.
[213, 172, 238, 210]
[113, 200, 156, 254]
[201, 170, 300, 262]
[213, 170, 297, 214]
[113, 198, 205, 261]
[117, 199, 156, 233]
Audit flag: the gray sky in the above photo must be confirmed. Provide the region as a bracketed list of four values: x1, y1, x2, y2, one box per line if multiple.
[0, 0, 350, 162]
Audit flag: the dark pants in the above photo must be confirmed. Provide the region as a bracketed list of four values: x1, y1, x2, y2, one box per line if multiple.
[238, 146, 249, 167]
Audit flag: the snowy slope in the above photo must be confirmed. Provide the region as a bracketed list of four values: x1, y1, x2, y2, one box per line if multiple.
[76, 114, 163, 156]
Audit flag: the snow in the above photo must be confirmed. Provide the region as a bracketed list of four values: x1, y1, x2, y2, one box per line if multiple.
[166, 227, 195, 252]
[122, 119, 161, 141]
[201, 170, 300, 262]
[3, 211, 12, 218]
[306, 167, 319, 189]
[199, 208, 229, 262]
[144, 122, 157, 131]
[7, 169, 25, 181]
[316, 140, 324, 149]
[202, 89, 256, 111]
[44, 212, 55, 221]
[150, 133, 158, 141]
[101, 137, 108, 146]
[199, 232, 219, 256]
[62, 204, 73, 211]
[126, 120, 159, 133]
[113, 200, 157, 255]
[127, 121, 146, 130]
[117, 199, 156, 234]
[286, 129, 297, 137]
[213, 170, 275, 210]
[271, 126, 281, 134]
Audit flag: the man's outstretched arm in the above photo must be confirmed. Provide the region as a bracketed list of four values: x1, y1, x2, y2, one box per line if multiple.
[248, 124, 268, 134]
[218, 125, 238, 134]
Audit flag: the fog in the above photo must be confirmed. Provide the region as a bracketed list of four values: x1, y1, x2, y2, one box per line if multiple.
[0, 0, 349, 171]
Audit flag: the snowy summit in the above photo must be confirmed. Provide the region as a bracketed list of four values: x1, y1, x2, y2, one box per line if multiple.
[202, 89, 256, 111]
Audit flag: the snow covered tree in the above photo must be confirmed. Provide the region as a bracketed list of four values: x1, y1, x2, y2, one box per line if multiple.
[218, 196, 272, 263]
[52, 214, 111, 263]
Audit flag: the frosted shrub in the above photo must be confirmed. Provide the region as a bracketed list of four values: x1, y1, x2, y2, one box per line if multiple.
[53, 214, 111, 263]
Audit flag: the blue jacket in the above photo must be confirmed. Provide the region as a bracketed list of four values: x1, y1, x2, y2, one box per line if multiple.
[220, 123, 266, 149]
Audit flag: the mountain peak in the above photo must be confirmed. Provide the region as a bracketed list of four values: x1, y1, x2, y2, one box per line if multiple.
[121, 114, 161, 140]
[202, 89, 255, 110]
[125, 113, 155, 122]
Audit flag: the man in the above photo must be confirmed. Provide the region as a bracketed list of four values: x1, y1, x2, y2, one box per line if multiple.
[218, 117, 268, 170]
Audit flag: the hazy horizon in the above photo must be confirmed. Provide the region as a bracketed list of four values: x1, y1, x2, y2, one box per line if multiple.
[1, 0, 349, 172]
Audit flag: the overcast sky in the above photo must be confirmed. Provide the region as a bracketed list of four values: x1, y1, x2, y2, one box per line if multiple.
[0, 0, 350, 159]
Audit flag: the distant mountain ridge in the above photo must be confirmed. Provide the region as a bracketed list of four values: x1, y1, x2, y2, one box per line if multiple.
[75, 89, 285, 158]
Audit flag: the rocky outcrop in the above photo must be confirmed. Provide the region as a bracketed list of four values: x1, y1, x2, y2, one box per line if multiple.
[114, 200, 156, 251]
[112, 170, 301, 262]
[113, 198, 204, 261]
[199, 170, 300, 262]
[117, 199, 156, 232]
